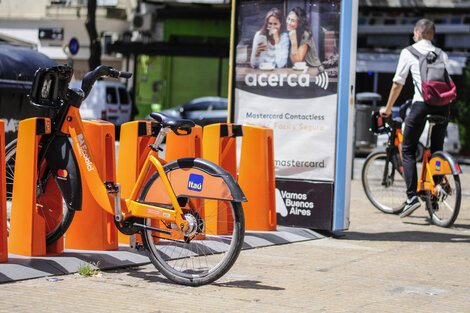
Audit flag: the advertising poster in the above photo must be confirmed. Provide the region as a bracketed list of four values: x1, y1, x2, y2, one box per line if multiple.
[231, 0, 347, 229]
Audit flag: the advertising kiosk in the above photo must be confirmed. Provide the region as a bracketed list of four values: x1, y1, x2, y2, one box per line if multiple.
[229, 0, 358, 231]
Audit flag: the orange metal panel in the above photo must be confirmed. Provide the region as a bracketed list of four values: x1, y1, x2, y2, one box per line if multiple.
[65, 120, 118, 250]
[165, 125, 203, 161]
[9, 118, 63, 256]
[66, 107, 114, 216]
[0, 120, 7, 262]
[202, 124, 241, 235]
[116, 121, 159, 244]
[238, 126, 276, 231]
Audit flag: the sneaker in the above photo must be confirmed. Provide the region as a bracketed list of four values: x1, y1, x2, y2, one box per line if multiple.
[399, 196, 421, 218]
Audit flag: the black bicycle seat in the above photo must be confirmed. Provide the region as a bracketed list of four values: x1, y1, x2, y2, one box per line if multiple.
[150, 112, 195, 131]
[425, 114, 447, 125]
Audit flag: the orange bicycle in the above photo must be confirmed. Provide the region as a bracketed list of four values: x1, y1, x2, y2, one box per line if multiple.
[362, 100, 462, 227]
[5, 65, 246, 286]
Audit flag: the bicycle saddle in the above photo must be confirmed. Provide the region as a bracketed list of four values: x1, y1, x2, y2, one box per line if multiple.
[425, 114, 447, 125]
[150, 112, 195, 131]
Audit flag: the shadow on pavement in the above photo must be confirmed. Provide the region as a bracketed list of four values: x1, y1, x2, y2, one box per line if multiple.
[124, 267, 173, 285]
[452, 223, 470, 230]
[342, 230, 470, 243]
[214, 280, 285, 290]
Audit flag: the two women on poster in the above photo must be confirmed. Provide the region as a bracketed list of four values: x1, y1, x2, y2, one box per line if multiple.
[250, 7, 322, 70]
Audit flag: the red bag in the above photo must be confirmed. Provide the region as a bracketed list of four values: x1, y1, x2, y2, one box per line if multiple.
[407, 46, 457, 106]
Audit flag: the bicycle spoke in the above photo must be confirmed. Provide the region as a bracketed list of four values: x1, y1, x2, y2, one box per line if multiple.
[362, 151, 406, 214]
[441, 200, 454, 214]
[4, 140, 74, 242]
[426, 173, 461, 228]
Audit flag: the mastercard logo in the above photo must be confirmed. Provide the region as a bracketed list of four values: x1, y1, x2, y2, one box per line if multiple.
[57, 169, 68, 178]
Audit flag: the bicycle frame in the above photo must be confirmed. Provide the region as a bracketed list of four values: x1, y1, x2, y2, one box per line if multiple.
[415, 122, 462, 196]
[61, 106, 190, 232]
[380, 121, 404, 187]
[418, 149, 462, 196]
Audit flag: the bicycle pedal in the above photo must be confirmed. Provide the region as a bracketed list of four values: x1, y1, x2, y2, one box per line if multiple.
[134, 243, 145, 251]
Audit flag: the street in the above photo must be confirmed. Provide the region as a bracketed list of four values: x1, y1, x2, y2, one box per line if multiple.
[0, 159, 469, 312]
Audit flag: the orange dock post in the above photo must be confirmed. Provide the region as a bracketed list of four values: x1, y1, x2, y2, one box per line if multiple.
[238, 126, 276, 231]
[0, 120, 7, 262]
[9, 117, 64, 256]
[165, 125, 203, 161]
[116, 120, 160, 245]
[160, 125, 204, 240]
[202, 123, 243, 235]
[65, 120, 118, 250]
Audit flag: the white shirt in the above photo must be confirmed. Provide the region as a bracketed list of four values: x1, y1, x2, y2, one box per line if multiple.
[250, 31, 289, 69]
[393, 39, 449, 103]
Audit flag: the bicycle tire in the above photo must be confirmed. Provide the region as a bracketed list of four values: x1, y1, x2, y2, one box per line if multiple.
[5, 139, 75, 245]
[425, 173, 461, 228]
[362, 150, 406, 214]
[139, 161, 245, 286]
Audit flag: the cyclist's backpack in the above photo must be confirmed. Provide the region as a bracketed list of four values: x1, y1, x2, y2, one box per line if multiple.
[407, 46, 457, 106]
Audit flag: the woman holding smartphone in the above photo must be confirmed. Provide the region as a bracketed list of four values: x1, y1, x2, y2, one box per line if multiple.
[250, 8, 289, 69]
[286, 7, 322, 68]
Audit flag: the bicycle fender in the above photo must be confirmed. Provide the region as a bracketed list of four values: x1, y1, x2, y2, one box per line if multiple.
[142, 158, 247, 204]
[45, 135, 83, 211]
[428, 151, 462, 175]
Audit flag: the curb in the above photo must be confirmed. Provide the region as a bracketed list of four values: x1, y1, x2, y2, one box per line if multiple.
[0, 226, 323, 283]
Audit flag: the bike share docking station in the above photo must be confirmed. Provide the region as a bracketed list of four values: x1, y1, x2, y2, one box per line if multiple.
[203, 123, 276, 232]
[117, 120, 206, 243]
[9, 117, 64, 256]
[117, 121, 277, 240]
[6, 117, 277, 257]
[1, 115, 322, 283]
[65, 120, 118, 251]
[116, 120, 162, 245]
[8, 118, 121, 255]
[0, 120, 7, 262]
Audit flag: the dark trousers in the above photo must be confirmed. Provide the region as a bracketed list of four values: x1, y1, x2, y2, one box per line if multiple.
[402, 101, 450, 199]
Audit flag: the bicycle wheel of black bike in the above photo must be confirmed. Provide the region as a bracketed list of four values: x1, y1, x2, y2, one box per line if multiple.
[140, 162, 245, 286]
[5, 139, 75, 245]
[362, 150, 406, 214]
[425, 173, 461, 228]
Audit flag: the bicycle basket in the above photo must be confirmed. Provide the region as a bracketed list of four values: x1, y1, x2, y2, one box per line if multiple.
[370, 111, 387, 134]
[30, 65, 73, 108]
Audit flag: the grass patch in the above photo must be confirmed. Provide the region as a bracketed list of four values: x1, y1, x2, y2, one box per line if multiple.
[77, 261, 101, 277]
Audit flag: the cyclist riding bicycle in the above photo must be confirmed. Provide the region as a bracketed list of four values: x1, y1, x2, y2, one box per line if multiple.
[379, 19, 453, 218]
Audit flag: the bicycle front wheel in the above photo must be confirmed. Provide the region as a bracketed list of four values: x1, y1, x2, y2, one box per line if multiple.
[5, 139, 75, 245]
[425, 174, 461, 227]
[140, 163, 245, 286]
[362, 150, 406, 214]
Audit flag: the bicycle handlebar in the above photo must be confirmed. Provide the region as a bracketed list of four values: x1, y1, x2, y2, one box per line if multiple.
[81, 65, 132, 98]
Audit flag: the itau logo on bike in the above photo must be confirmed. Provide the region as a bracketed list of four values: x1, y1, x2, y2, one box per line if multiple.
[188, 174, 204, 192]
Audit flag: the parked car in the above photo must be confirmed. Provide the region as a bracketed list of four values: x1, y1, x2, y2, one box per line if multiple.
[69, 80, 132, 126]
[149, 97, 228, 126]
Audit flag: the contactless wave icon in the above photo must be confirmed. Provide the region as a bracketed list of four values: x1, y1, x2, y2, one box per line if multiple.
[315, 71, 329, 90]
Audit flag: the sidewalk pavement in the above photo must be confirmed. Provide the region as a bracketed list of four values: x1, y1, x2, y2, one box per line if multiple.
[0, 160, 469, 312]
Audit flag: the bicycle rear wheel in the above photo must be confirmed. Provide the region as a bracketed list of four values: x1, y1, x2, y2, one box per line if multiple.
[425, 174, 461, 227]
[5, 139, 75, 245]
[139, 163, 245, 286]
[362, 150, 406, 214]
